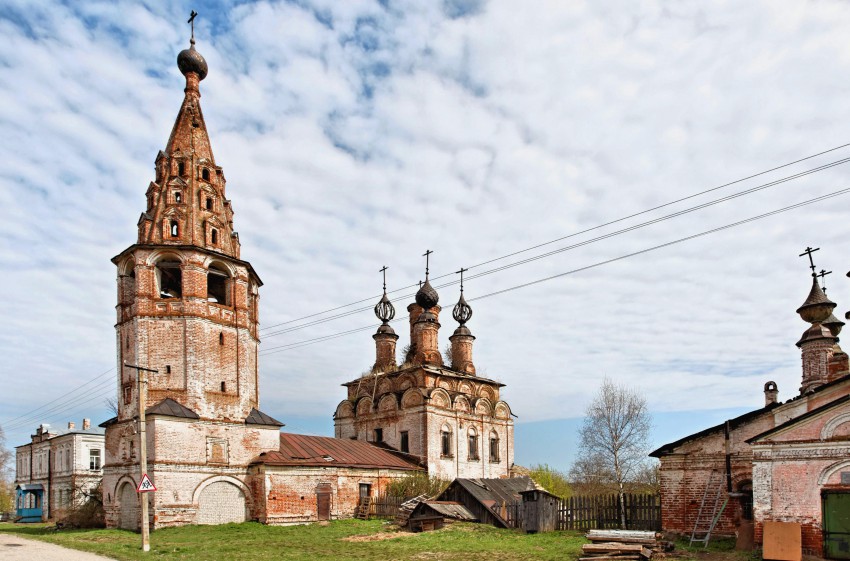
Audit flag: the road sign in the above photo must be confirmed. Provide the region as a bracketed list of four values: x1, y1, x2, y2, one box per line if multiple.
[137, 474, 157, 493]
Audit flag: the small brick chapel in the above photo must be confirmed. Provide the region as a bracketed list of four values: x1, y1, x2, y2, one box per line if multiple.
[651, 256, 850, 557]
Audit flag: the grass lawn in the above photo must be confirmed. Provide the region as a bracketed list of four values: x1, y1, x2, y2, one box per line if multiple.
[0, 519, 588, 561]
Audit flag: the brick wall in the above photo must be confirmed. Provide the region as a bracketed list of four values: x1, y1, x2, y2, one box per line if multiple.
[256, 465, 413, 525]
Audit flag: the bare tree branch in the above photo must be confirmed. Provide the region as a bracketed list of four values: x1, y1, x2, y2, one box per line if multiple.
[571, 377, 652, 527]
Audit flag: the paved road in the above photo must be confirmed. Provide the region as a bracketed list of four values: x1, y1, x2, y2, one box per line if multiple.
[0, 533, 116, 560]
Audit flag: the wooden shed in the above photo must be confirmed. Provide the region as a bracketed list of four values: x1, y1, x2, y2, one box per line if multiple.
[408, 500, 477, 532]
[436, 476, 536, 528]
[520, 488, 560, 533]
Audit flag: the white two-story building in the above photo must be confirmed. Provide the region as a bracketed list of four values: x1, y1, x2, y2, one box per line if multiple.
[15, 419, 105, 522]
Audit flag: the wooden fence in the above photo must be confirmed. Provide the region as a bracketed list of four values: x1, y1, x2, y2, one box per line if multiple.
[556, 493, 660, 531]
[361, 492, 660, 532]
[366, 494, 406, 518]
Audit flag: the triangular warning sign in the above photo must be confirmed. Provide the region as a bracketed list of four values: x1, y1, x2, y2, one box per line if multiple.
[137, 474, 157, 493]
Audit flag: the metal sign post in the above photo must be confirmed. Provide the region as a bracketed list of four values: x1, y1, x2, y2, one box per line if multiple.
[124, 362, 157, 552]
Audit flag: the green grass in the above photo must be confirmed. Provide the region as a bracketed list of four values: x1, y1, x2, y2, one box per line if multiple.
[673, 535, 759, 561]
[0, 519, 588, 561]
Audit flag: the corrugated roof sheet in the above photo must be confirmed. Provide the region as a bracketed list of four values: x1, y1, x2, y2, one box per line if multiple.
[252, 433, 423, 471]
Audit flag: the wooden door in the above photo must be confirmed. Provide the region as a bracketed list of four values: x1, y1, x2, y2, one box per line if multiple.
[316, 483, 332, 521]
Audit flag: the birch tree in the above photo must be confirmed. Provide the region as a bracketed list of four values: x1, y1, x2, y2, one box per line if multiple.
[574, 378, 651, 528]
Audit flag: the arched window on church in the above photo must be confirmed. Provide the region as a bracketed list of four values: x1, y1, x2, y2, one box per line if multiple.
[489, 431, 500, 462]
[120, 260, 136, 305]
[202, 168, 210, 181]
[467, 427, 479, 461]
[170, 220, 179, 238]
[156, 259, 182, 298]
[207, 262, 229, 305]
[178, 162, 185, 176]
[211, 228, 218, 245]
[441, 425, 453, 458]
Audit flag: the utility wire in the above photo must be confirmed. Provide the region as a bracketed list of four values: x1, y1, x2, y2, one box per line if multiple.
[9, 145, 850, 433]
[1, 367, 115, 428]
[257, 186, 850, 357]
[2, 377, 116, 433]
[258, 142, 850, 334]
[4, 383, 116, 432]
[260, 156, 850, 339]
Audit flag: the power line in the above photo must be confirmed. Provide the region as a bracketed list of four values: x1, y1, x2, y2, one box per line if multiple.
[2, 377, 116, 433]
[257, 186, 850, 357]
[257, 142, 850, 333]
[1, 367, 115, 427]
[259, 155, 850, 340]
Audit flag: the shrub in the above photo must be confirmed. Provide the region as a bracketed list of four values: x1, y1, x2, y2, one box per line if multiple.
[55, 485, 105, 529]
[385, 473, 451, 499]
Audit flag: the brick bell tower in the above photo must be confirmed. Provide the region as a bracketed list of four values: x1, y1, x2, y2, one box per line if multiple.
[102, 26, 282, 529]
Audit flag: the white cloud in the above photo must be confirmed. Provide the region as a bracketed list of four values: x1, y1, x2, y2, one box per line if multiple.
[2, 0, 850, 459]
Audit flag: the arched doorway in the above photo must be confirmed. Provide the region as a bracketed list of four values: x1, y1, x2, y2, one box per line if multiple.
[197, 481, 246, 525]
[118, 482, 139, 531]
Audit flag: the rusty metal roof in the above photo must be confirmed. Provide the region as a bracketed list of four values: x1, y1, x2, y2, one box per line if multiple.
[252, 433, 423, 471]
[146, 398, 199, 419]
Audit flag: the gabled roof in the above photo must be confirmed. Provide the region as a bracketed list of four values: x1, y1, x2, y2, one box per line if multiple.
[252, 433, 423, 471]
[245, 408, 284, 427]
[650, 373, 850, 458]
[146, 398, 200, 419]
[746, 395, 850, 444]
[445, 476, 535, 506]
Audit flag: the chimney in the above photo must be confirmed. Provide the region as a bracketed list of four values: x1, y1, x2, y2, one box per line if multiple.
[83, 418, 91, 430]
[67, 421, 76, 430]
[763, 381, 778, 406]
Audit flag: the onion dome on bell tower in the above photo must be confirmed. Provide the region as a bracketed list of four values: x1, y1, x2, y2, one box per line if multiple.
[796, 247, 838, 394]
[408, 250, 443, 366]
[371, 266, 398, 372]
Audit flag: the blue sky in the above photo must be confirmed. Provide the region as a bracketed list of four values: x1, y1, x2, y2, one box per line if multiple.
[2, 0, 850, 470]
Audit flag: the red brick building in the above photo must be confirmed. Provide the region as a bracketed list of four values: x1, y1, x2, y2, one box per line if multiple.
[651, 274, 850, 556]
[101, 33, 420, 529]
[334, 270, 515, 480]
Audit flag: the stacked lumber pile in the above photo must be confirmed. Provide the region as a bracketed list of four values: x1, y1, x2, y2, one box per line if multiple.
[394, 494, 429, 527]
[580, 530, 672, 561]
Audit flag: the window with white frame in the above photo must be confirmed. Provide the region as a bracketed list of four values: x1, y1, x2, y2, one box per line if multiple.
[89, 449, 101, 471]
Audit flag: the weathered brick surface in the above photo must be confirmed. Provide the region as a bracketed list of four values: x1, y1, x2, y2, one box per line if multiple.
[104, 65, 274, 529]
[658, 377, 850, 557]
[256, 465, 413, 525]
[336, 361, 513, 479]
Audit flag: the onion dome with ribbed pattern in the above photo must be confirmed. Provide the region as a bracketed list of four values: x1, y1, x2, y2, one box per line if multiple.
[415, 279, 439, 309]
[177, 39, 208, 81]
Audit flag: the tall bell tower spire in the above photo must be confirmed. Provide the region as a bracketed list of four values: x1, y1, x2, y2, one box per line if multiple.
[103, 14, 280, 530]
[137, 20, 241, 258]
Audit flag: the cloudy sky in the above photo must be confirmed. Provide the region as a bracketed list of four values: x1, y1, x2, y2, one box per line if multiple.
[2, 0, 850, 469]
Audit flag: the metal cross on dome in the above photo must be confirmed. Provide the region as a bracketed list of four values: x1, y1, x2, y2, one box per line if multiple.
[188, 10, 198, 40]
[379, 265, 388, 292]
[423, 249, 433, 279]
[819, 269, 833, 293]
[456, 267, 469, 293]
[799, 246, 820, 277]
